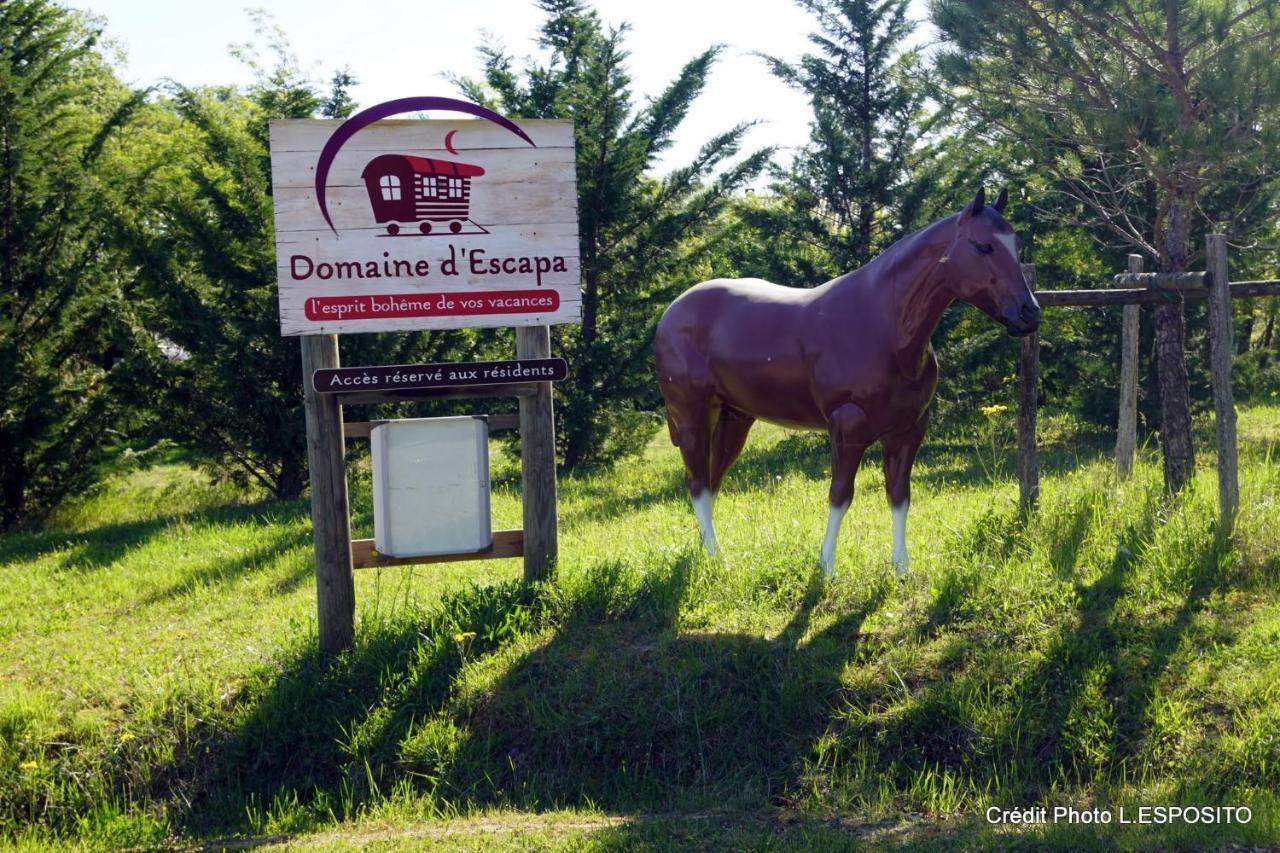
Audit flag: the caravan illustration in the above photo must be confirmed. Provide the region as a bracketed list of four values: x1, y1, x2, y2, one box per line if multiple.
[360, 153, 489, 236]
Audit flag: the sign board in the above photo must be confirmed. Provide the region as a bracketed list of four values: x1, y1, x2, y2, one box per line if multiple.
[269, 110, 580, 335]
[313, 358, 567, 394]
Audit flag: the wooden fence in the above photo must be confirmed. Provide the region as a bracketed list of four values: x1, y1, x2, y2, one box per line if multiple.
[1016, 234, 1280, 532]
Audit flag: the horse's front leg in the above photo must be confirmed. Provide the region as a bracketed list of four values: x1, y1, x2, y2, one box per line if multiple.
[821, 403, 869, 576]
[881, 414, 928, 577]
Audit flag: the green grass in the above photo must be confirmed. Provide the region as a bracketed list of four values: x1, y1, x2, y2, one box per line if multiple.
[3, 406, 1280, 849]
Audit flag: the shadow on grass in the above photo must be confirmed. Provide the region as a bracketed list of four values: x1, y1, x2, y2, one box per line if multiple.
[441, 565, 886, 814]
[0, 498, 310, 573]
[844, 487, 1236, 808]
[131, 525, 314, 608]
[175, 557, 888, 836]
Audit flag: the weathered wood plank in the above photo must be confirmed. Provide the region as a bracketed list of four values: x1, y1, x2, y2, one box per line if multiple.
[300, 335, 355, 654]
[1017, 264, 1039, 513]
[269, 118, 574, 154]
[517, 326, 558, 582]
[1206, 234, 1239, 532]
[333, 383, 540, 406]
[272, 181, 578, 232]
[1037, 281, 1280, 307]
[352, 529, 524, 568]
[342, 420, 383, 440]
[1112, 271, 1206, 289]
[344, 414, 518, 438]
[1116, 255, 1142, 479]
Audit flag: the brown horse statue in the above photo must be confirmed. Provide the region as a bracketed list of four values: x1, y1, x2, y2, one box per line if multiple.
[655, 188, 1039, 576]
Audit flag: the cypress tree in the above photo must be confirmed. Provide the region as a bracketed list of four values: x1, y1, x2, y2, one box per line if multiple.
[456, 0, 770, 470]
[761, 0, 932, 274]
[0, 0, 145, 527]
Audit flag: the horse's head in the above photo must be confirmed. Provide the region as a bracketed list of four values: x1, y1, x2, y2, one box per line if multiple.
[942, 188, 1040, 337]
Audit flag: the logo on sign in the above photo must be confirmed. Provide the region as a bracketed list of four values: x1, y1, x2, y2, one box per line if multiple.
[361, 145, 488, 237]
[314, 96, 534, 237]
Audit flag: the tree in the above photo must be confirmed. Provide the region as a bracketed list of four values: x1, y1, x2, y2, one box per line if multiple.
[932, 0, 1280, 491]
[119, 24, 470, 498]
[455, 0, 771, 470]
[760, 0, 932, 274]
[0, 0, 146, 527]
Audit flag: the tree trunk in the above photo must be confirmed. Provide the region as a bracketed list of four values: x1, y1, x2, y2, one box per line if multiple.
[275, 451, 306, 500]
[563, 266, 601, 471]
[1260, 301, 1274, 361]
[1154, 190, 1196, 493]
[1238, 312, 1253, 355]
[1, 460, 26, 531]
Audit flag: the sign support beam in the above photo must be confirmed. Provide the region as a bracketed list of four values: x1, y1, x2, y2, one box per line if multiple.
[300, 334, 356, 654]
[517, 325, 558, 582]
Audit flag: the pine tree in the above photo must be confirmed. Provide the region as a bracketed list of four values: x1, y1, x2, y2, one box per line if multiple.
[120, 27, 468, 497]
[761, 0, 932, 274]
[932, 0, 1280, 491]
[456, 0, 770, 470]
[0, 0, 146, 527]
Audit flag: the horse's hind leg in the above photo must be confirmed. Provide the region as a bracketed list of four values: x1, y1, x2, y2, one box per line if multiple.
[881, 413, 928, 577]
[709, 410, 754, 494]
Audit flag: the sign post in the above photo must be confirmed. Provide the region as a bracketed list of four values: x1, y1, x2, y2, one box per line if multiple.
[517, 326, 557, 582]
[300, 334, 354, 654]
[269, 97, 579, 652]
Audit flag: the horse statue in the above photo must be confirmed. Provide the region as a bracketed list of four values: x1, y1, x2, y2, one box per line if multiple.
[655, 188, 1039, 576]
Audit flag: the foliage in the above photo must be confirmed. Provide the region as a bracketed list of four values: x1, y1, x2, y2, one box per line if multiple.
[454, 0, 771, 469]
[759, 0, 934, 273]
[0, 0, 148, 528]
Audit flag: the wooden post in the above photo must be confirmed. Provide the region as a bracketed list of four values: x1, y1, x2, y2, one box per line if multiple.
[300, 335, 355, 654]
[1018, 264, 1039, 513]
[1116, 254, 1142, 479]
[1206, 234, 1239, 531]
[516, 325, 558, 581]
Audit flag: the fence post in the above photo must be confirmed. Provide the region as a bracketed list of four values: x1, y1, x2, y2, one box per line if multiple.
[1206, 234, 1239, 532]
[300, 334, 355, 654]
[1116, 254, 1142, 479]
[516, 325, 558, 582]
[1018, 263, 1040, 513]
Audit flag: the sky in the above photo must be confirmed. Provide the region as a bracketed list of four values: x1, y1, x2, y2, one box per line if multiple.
[78, 0, 935, 173]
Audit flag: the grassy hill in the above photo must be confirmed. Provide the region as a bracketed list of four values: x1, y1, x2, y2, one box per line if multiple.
[2, 407, 1279, 850]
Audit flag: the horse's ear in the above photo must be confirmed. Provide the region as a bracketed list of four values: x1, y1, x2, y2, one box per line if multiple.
[993, 187, 1008, 213]
[960, 187, 985, 221]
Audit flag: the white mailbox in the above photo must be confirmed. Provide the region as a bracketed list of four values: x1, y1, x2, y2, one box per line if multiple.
[370, 417, 492, 557]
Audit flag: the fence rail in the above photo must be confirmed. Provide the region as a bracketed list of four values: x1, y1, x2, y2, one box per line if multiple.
[1036, 280, 1280, 307]
[1016, 238, 1277, 531]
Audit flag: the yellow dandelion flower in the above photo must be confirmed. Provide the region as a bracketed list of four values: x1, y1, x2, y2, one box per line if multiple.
[453, 631, 477, 643]
[980, 404, 1010, 418]
[120, 731, 136, 742]
[19, 760, 38, 771]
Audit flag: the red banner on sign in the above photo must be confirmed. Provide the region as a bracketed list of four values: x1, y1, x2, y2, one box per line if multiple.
[304, 290, 560, 322]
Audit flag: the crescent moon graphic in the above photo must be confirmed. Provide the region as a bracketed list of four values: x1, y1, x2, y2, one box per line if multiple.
[444, 130, 459, 155]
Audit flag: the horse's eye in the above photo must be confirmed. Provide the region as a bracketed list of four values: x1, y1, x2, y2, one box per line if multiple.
[974, 242, 994, 255]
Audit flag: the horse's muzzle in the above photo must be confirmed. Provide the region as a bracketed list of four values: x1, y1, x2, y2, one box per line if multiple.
[1004, 302, 1041, 337]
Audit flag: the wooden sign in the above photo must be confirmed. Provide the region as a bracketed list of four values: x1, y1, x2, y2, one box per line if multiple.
[269, 112, 580, 335]
[313, 358, 568, 394]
